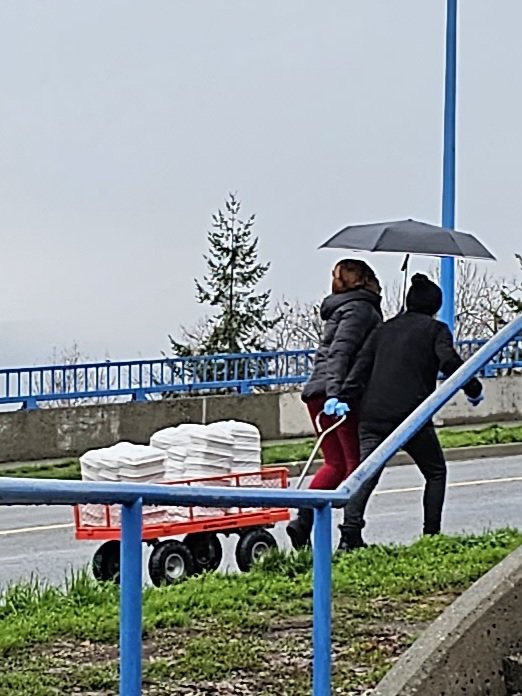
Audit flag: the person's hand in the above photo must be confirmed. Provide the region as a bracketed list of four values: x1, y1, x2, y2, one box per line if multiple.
[467, 393, 484, 407]
[324, 398, 350, 417]
[335, 401, 350, 417]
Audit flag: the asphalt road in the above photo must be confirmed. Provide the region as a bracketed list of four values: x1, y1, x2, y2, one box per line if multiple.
[0, 455, 521, 588]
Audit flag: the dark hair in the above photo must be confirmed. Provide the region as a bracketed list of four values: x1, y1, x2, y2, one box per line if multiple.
[334, 259, 381, 295]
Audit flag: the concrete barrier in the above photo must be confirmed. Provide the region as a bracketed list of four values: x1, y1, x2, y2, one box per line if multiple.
[0, 375, 520, 463]
[373, 544, 522, 695]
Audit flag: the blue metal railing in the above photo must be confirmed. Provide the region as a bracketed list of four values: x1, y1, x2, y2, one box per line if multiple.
[0, 316, 520, 694]
[0, 476, 347, 696]
[1, 336, 521, 409]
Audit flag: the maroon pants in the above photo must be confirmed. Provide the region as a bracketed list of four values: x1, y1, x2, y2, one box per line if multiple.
[306, 396, 360, 490]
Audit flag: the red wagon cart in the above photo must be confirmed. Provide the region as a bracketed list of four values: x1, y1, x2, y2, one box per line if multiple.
[74, 467, 290, 586]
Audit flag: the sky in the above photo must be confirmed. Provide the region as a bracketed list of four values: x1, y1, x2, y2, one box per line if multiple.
[1, 1, 521, 366]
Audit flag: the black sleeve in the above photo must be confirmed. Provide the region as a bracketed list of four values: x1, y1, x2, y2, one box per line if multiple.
[325, 303, 375, 398]
[340, 327, 379, 401]
[434, 324, 483, 399]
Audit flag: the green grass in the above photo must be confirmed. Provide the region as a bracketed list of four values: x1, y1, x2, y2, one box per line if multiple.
[0, 529, 520, 695]
[262, 423, 522, 466]
[0, 460, 81, 480]
[1, 423, 521, 481]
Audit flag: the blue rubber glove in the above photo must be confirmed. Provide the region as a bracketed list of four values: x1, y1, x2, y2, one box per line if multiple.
[467, 393, 484, 407]
[334, 401, 350, 417]
[324, 398, 350, 417]
[323, 398, 339, 416]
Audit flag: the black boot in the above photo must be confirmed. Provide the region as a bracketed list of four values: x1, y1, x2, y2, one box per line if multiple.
[286, 508, 313, 550]
[337, 524, 367, 552]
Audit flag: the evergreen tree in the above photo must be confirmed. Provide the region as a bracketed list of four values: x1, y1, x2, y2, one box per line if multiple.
[171, 193, 277, 358]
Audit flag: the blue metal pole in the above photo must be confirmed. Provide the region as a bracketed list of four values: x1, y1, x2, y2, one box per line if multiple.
[440, 0, 458, 332]
[120, 497, 143, 696]
[312, 503, 332, 696]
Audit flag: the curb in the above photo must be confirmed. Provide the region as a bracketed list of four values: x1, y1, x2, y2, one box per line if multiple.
[279, 442, 522, 478]
[373, 544, 522, 695]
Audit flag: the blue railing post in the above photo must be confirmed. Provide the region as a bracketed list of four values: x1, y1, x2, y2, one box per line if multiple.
[120, 497, 143, 696]
[21, 396, 38, 410]
[239, 381, 252, 395]
[313, 503, 332, 696]
[132, 389, 146, 402]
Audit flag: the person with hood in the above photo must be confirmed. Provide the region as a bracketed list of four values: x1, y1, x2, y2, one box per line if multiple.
[336, 273, 484, 551]
[286, 258, 383, 549]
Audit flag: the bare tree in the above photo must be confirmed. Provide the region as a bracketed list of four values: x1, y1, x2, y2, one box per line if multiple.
[168, 316, 214, 355]
[35, 342, 117, 408]
[266, 297, 322, 351]
[381, 279, 404, 320]
[454, 261, 516, 340]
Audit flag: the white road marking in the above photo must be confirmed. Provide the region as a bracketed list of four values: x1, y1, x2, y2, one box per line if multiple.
[376, 475, 522, 496]
[0, 522, 73, 537]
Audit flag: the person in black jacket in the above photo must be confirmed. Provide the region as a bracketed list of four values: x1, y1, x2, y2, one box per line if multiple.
[286, 259, 383, 549]
[337, 273, 484, 550]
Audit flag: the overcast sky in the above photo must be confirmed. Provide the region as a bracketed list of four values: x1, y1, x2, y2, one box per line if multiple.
[1, 1, 521, 366]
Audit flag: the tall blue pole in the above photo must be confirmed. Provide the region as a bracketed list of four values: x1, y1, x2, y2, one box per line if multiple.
[312, 504, 332, 696]
[120, 497, 143, 696]
[440, 0, 458, 332]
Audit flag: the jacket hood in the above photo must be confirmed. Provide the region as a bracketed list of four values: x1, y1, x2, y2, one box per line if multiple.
[320, 288, 382, 321]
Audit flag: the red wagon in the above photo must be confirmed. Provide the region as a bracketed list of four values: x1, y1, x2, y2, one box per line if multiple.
[74, 467, 290, 585]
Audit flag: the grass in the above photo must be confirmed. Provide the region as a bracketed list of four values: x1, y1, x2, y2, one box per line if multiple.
[1, 423, 521, 481]
[0, 529, 520, 694]
[261, 423, 522, 466]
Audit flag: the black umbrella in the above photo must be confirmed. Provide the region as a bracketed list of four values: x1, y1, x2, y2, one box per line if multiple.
[320, 218, 495, 308]
[319, 218, 495, 260]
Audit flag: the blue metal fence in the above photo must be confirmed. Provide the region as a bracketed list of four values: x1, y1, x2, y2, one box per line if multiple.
[0, 316, 520, 695]
[1, 336, 521, 409]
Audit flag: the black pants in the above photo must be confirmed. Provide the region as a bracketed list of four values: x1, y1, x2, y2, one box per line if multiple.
[342, 424, 447, 535]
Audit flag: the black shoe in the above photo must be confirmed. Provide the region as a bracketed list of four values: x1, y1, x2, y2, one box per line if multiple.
[423, 529, 440, 537]
[286, 510, 313, 550]
[337, 525, 367, 552]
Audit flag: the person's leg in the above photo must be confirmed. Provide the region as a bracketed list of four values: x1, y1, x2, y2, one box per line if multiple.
[338, 426, 386, 550]
[287, 396, 345, 548]
[308, 407, 357, 490]
[403, 426, 447, 535]
[334, 402, 361, 481]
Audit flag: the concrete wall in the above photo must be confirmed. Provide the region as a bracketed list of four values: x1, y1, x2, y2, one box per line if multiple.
[373, 544, 522, 695]
[278, 375, 522, 437]
[0, 375, 520, 463]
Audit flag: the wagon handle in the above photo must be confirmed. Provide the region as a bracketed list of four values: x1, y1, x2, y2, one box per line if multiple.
[295, 412, 347, 490]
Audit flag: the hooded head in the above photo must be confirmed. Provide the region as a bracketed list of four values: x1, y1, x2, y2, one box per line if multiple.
[406, 273, 443, 316]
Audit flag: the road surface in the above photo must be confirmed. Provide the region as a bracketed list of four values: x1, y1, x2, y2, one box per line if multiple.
[0, 455, 521, 587]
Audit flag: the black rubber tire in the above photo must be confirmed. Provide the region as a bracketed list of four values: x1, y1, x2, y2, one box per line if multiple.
[184, 532, 223, 574]
[148, 540, 195, 587]
[92, 540, 121, 583]
[235, 528, 277, 572]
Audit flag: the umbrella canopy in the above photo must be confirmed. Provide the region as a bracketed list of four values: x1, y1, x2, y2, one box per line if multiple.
[320, 219, 495, 260]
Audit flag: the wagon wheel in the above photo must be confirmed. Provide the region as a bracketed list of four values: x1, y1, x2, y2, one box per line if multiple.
[184, 532, 223, 574]
[235, 528, 277, 572]
[92, 540, 121, 583]
[148, 539, 195, 587]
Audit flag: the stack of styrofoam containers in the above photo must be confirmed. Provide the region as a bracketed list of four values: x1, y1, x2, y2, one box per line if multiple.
[149, 426, 189, 481]
[212, 421, 262, 513]
[182, 423, 233, 518]
[79, 442, 167, 526]
[149, 426, 192, 522]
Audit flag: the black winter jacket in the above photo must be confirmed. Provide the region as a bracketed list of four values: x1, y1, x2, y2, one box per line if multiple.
[302, 289, 382, 401]
[340, 311, 483, 427]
